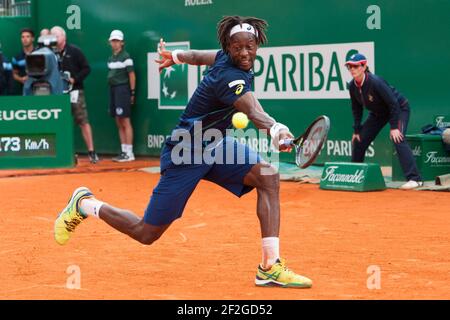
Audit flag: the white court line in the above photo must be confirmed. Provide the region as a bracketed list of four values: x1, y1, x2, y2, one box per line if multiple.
[183, 223, 207, 229]
[178, 232, 187, 243]
[33, 216, 53, 222]
[2, 284, 88, 294]
[1, 285, 41, 293]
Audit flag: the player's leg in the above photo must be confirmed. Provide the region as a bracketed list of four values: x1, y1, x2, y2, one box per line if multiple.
[54, 163, 209, 245]
[244, 163, 312, 288]
[204, 138, 280, 262]
[242, 163, 280, 239]
[73, 187, 169, 245]
[395, 108, 423, 189]
[352, 114, 387, 162]
[205, 138, 312, 288]
[54, 186, 169, 245]
[242, 163, 282, 269]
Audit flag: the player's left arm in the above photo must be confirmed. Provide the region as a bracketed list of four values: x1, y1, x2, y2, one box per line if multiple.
[156, 38, 217, 72]
[176, 50, 218, 66]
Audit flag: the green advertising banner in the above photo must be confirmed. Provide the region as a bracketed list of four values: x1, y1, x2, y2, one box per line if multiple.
[0, 95, 74, 169]
[4, 0, 445, 167]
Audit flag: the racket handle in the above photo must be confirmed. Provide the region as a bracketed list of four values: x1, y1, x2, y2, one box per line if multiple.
[279, 139, 294, 147]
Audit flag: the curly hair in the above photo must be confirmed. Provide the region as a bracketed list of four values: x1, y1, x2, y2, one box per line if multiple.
[217, 16, 268, 53]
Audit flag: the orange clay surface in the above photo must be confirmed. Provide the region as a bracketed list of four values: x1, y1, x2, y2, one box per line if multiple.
[0, 157, 449, 300]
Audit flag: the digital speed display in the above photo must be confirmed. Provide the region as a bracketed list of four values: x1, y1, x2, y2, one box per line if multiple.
[0, 134, 56, 157]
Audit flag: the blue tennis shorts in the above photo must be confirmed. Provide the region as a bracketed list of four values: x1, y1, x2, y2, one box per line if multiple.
[144, 137, 260, 226]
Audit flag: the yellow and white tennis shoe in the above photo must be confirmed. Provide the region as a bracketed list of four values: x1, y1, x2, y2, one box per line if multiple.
[54, 187, 93, 245]
[255, 258, 312, 288]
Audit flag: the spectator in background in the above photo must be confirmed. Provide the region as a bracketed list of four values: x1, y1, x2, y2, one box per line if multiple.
[51, 26, 99, 164]
[40, 28, 50, 37]
[107, 30, 136, 162]
[0, 49, 13, 95]
[12, 28, 35, 93]
[0, 50, 6, 95]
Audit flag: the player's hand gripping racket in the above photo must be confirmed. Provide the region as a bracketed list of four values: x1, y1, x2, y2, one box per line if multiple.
[279, 115, 330, 168]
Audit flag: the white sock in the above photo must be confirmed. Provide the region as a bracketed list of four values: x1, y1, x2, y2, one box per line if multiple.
[125, 144, 133, 156]
[79, 198, 105, 219]
[121, 144, 127, 153]
[261, 237, 280, 269]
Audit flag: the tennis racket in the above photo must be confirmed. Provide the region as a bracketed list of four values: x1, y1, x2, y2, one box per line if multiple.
[280, 115, 330, 168]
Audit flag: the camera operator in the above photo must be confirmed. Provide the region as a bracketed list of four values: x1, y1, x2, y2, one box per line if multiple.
[23, 34, 64, 96]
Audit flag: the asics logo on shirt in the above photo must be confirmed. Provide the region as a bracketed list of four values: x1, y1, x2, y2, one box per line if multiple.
[228, 79, 245, 96]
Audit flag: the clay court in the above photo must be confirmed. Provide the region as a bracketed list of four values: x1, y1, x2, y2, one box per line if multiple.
[0, 158, 449, 300]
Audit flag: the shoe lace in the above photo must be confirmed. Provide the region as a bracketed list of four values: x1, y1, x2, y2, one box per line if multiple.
[65, 214, 84, 232]
[278, 259, 297, 276]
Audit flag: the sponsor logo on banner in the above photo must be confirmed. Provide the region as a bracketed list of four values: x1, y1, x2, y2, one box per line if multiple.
[326, 140, 375, 157]
[253, 42, 375, 99]
[185, 0, 213, 6]
[424, 151, 450, 165]
[322, 165, 365, 184]
[148, 42, 190, 110]
[0, 109, 62, 121]
[412, 146, 422, 157]
[148, 41, 375, 109]
[434, 116, 450, 128]
[147, 134, 169, 149]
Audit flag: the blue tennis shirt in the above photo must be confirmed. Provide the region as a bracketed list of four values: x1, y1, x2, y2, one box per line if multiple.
[161, 50, 256, 170]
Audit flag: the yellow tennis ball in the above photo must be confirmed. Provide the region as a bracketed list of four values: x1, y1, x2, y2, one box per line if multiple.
[232, 112, 249, 129]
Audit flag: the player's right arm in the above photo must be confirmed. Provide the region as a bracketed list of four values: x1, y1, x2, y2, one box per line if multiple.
[215, 70, 292, 151]
[234, 92, 275, 132]
[234, 92, 293, 152]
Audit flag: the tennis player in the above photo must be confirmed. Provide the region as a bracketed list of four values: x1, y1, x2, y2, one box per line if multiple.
[54, 16, 312, 288]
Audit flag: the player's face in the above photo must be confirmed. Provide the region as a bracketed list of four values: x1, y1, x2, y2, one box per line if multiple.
[21, 32, 34, 47]
[228, 33, 258, 71]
